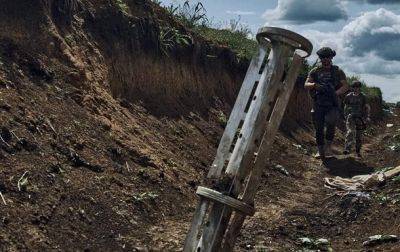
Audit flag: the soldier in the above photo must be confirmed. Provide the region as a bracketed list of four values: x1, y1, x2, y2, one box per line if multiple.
[343, 81, 371, 157]
[305, 47, 349, 159]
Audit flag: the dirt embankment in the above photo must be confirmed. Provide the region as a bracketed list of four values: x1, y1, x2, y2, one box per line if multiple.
[0, 0, 249, 250]
[0, 0, 295, 250]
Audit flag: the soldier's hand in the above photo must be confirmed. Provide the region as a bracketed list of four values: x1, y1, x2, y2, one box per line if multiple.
[366, 117, 371, 123]
[313, 83, 322, 90]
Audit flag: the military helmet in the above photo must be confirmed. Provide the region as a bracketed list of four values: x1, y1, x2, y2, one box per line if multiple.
[351, 80, 362, 88]
[316, 47, 336, 58]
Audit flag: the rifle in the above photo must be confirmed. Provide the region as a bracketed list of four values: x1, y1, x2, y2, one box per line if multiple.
[353, 115, 367, 130]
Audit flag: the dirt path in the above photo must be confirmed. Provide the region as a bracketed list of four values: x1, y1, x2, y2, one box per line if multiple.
[147, 110, 400, 251]
[148, 109, 400, 251]
[235, 109, 400, 251]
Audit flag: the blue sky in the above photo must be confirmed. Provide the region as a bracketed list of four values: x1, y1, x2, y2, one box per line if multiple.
[159, 0, 400, 102]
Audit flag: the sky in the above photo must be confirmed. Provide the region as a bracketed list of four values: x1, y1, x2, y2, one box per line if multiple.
[159, 0, 400, 102]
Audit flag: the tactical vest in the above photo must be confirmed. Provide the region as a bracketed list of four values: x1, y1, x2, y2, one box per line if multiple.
[344, 92, 366, 117]
[310, 65, 341, 108]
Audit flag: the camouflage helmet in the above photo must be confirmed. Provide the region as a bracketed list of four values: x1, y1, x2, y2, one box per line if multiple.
[351, 80, 362, 88]
[316, 47, 336, 58]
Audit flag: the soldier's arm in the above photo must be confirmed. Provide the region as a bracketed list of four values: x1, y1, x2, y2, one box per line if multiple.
[304, 76, 316, 90]
[365, 104, 371, 119]
[343, 94, 350, 105]
[335, 69, 349, 95]
[304, 70, 320, 90]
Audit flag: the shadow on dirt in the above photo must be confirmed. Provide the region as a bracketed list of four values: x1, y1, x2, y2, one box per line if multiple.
[323, 157, 374, 178]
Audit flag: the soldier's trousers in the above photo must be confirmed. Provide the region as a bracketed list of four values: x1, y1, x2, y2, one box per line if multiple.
[312, 106, 339, 147]
[344, 115, 362, 152]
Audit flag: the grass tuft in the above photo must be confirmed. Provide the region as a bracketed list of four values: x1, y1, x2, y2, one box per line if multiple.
[115, 0, 129, 15]
[165, 1, 208, 28]
[158, 26, 192, 56]
[194, 26, 257, 61]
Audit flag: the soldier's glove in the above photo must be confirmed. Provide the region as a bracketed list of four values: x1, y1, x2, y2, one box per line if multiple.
[366, 117, 371, 123]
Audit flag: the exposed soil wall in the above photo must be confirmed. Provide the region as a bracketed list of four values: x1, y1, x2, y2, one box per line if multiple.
[1, 0, 381, 126]
[0, 0, 311, 119]
[85, 3, 247, 116]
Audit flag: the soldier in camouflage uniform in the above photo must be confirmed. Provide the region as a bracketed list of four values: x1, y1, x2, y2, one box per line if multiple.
[343, 81, 371, 157]
[305, 47, 349, 159]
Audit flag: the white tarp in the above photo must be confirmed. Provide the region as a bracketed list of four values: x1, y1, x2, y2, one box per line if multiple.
[324, 166, 400, 191]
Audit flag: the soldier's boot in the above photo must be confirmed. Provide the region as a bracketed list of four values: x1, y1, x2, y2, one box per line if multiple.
[324, 141, 334, 157]
[314, 145, 325, 159]
[356, 138, 362, 158]
[343, 142, 351, 155]
[356, 146, 362, 158]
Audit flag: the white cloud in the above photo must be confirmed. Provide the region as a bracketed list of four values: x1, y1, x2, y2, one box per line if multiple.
[259, 5, 400, 101]
[341, 53, 400, 76]
[358, 74, 400, 102]
[226, 10, 255, 16]
[263, 0, 348, 24]
[389, 92, 400, 102]
[300, 8, 400, 76]
[301, 9, 400, 101]
[342, 8, 400, 61]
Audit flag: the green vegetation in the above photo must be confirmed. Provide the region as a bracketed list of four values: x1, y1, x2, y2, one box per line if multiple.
[195, 15, 257, 60]
[216, 110, 227, 127]
[165, 1, 208, 28]
[64, 34, 76, 47]
[159, 26, 193, 56]
[393, 175, 400, 183]
[298, 63, 383, 103]
[298, 58, 317, 79]
[195, 26, 258, 60]
[115, 0, 129, 15]
[375, 192, 400, 205]
[389, 142, 400, 152]
[376, 193, 391, 204]
[347, 75, 382, 101]
[162, 1, 257, 60]
[17, 171, 29, 192]
[362, 86, 382, 100]
[159, 0, 384, 102]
